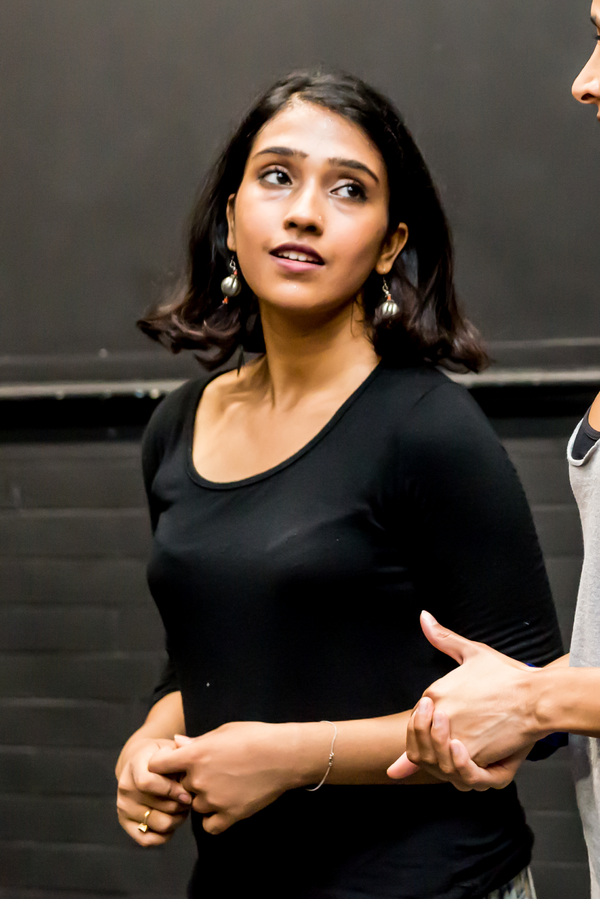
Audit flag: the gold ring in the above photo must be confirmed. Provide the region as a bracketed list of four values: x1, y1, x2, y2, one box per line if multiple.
[137, 808, 151, 833]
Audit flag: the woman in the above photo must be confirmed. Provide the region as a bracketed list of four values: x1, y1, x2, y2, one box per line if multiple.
[115, 71, 563, 898]
[386, 7, 600, 894]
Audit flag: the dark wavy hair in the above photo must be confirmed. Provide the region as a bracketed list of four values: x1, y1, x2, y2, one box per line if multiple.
[138, 70, 488, 372]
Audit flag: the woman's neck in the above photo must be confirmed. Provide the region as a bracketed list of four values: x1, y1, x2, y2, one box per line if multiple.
[251, 302, 379, 409]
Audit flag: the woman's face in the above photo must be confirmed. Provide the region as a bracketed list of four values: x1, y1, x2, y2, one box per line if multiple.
[572, 1, 600, 117]
[226, 100, 408, 317]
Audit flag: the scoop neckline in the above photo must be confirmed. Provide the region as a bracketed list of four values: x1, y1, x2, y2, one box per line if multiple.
[185, 361, 384, 490]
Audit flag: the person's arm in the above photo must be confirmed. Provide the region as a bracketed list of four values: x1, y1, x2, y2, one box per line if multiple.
[148, 710, 437, 835]
[116, 691, 193, 846]
[116, 390, 192, 845]
[396, 382, 563, 667]
[382, 381, 563, 787]
[387, 615, 595, 789]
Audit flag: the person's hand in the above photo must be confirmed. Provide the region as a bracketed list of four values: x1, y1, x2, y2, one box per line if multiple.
[148, 721, 302, 835]
[116, 737, 193, 846]
[387, 698, 531, 790]
[397, 611, 543, 768]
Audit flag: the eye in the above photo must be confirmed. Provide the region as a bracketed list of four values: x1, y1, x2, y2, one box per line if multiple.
[332, 181, 367, 201]
[260, 168, 292, 187]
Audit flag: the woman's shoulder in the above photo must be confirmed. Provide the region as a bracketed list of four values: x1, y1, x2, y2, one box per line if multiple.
[372, 364, 503, 465]
[142, 376, 206, 458]
[376, 364, 488, 427]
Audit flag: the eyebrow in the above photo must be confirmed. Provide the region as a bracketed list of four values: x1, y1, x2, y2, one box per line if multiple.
[593, 14, 599, 27]
[327, 157, 379, 184]
[253, 146, 379, 183]
[253, 146, 308, 159]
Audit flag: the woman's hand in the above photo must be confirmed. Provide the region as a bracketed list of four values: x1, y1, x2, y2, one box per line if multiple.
[148, 721, 310, 835]
[116, 737, 193, 846]
[387, 698, 532, 790]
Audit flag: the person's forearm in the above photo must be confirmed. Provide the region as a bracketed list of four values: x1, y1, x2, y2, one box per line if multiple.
[533, 666, 600, 738]
[286, 712, 438, 787]
[116, 691, 185, 778]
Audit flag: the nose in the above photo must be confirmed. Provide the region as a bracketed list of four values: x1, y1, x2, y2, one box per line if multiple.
[572, 51, 600, 106]
[283, 180, 324, 235]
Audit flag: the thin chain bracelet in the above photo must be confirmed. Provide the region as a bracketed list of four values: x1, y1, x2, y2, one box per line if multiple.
[306, 721, 338, 791]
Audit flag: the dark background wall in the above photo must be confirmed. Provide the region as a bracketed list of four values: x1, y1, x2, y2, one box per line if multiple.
[1, 0, 599, 383]
[1, 1, 599, 897]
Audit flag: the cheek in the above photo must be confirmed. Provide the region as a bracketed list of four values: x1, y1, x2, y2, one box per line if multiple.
[334, 212, 388, 274]
[232, 186, 276, 248]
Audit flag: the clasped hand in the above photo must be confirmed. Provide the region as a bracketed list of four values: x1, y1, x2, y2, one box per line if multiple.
[148, 721, 298, 835]
[387, 611, 539, 791]
[116, 737, 193, 846]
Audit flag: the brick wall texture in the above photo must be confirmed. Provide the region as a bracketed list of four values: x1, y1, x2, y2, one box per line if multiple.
[0, 418, 591, 899]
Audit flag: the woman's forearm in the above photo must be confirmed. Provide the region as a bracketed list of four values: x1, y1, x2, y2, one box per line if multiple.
[287, 711, 437, 786]
[115, 691, 185, 778]
[144, 709, 439, 836]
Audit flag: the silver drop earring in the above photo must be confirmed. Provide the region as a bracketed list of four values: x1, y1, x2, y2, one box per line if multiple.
[378, 277, 399, 318]
[221, 256, 242, 304]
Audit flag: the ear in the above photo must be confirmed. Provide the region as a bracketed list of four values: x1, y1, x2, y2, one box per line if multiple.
[226, 194, 237, 251]
[375, 222, 408, 275]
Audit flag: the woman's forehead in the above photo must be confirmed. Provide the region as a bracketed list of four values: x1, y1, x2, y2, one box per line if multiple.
[250, 100, 385, 173]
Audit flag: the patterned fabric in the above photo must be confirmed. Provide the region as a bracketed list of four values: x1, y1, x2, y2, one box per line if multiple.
[485, 867, 537, 899]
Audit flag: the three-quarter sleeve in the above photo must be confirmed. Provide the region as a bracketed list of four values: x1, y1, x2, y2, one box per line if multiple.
[401, 379, 563, 666]
[141, 389, 189, 705]
[149, 637, 181, 708]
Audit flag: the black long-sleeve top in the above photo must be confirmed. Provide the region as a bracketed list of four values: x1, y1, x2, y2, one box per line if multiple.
[142, 361, 563, 899]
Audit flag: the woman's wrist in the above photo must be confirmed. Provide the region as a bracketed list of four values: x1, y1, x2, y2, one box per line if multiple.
[281, 721, 340, 789]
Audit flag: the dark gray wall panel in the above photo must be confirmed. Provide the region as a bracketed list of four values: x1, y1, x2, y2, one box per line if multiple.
[0, 652, 164, 699]
[0, 508, 150, 557]
[1, 0, 599, 381]
[0, 558, 151, 604]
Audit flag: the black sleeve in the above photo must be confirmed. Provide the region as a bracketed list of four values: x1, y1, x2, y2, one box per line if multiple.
[141, 383, 200, 705]
[141, 378, 200, 534]
[401, 379, 563, 666]
[149, 638, 181, 709]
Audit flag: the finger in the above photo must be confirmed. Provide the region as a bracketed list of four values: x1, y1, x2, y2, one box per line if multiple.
[118, 786, 190, 816]
[202, 811, 235, 835]
[119, 813, 172, 847]
[447, 740, 504, 792]
[174, 734, 193, 746]
[387, 751, 420, 779]
[420, 610, 474, 665]
[429, 710, 455, 775]
[117, 796, 190, 833]
[191, 794, 218, 816]
[406, 697, 437, 765]
[131, 764, 192, 806]
[477, 753, 526, 791]
[148, 745, 191, 777]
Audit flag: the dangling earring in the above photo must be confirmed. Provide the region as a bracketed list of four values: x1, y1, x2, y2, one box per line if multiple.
[377, 277, 399, 318]
[221, 256, 242, 304]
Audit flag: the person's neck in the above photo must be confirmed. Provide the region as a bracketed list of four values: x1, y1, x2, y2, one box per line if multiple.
[251, 302, 379, 410]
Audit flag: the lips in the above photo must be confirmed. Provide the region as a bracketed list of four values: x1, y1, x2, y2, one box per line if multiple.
[270, 243, 324, 265]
